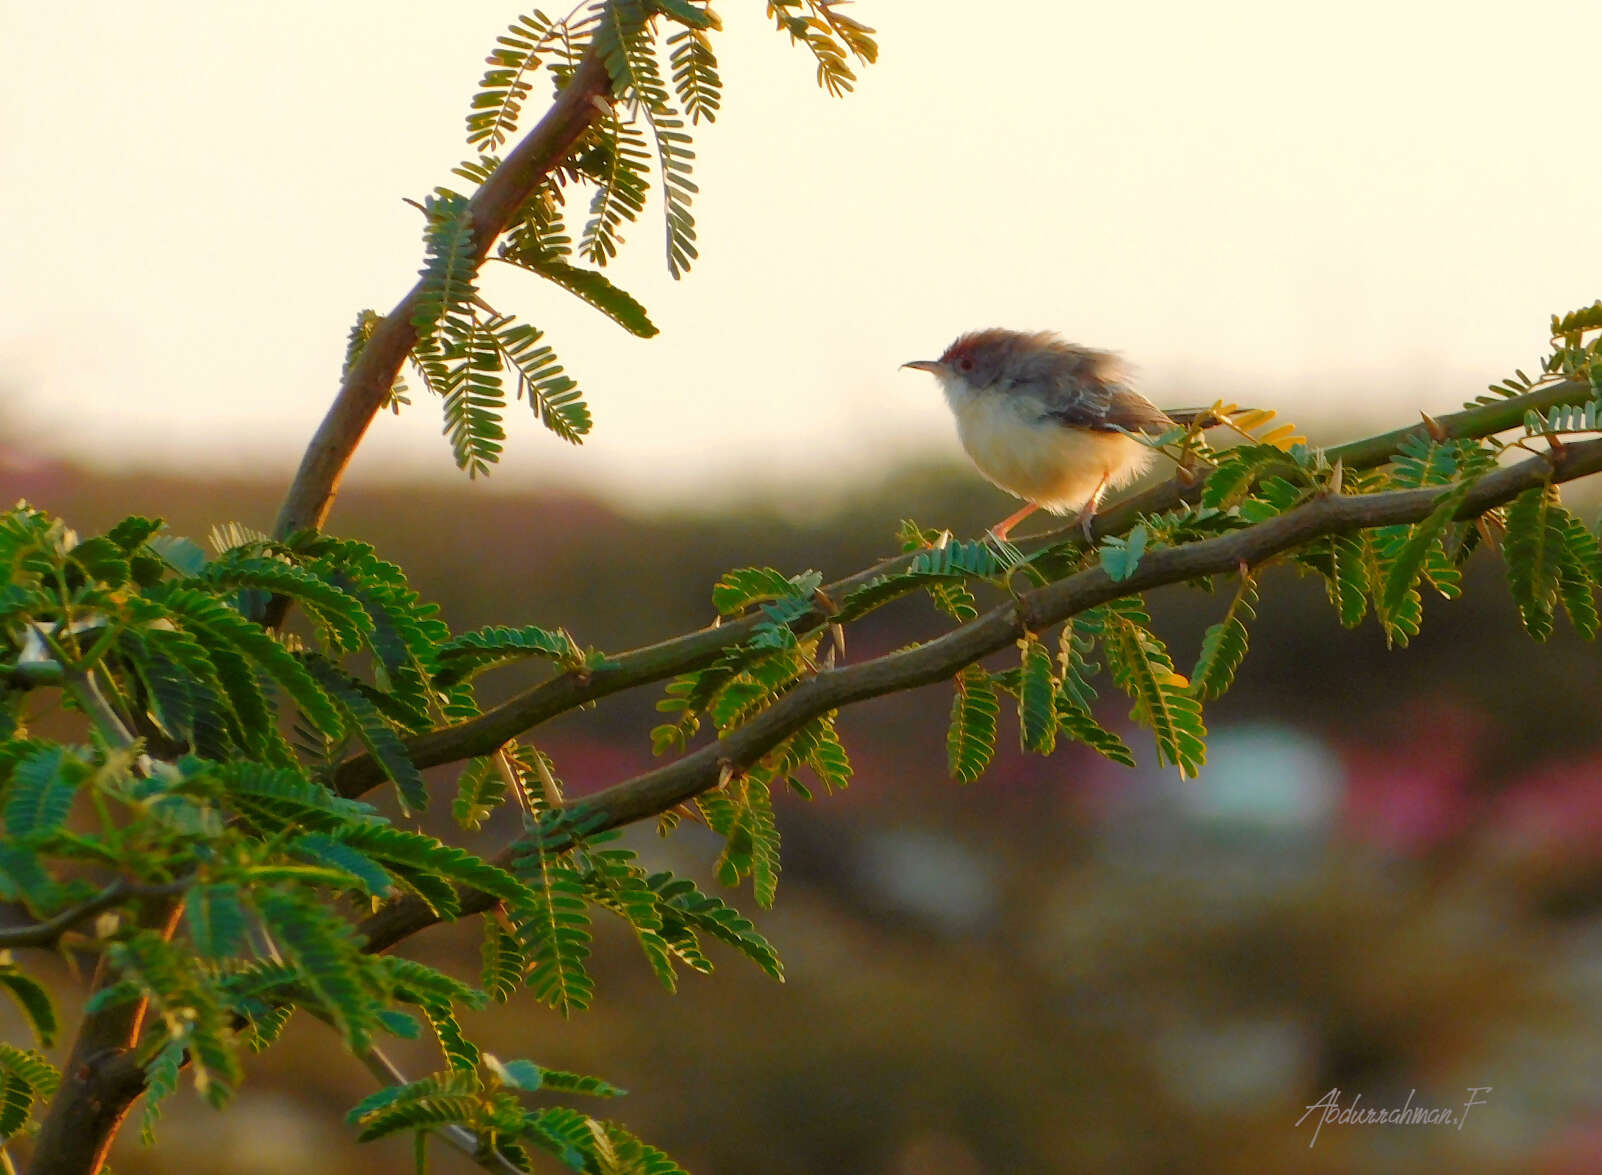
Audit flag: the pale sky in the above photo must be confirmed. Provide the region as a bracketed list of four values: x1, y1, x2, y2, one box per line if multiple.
[5, 1, 1600, 512]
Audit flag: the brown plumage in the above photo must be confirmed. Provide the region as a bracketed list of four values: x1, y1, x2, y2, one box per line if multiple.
[905, 328, 1226, 540]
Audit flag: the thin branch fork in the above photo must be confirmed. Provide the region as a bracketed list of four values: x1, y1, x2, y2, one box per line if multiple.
[330, 377, 1599, 800]
[353, 434, 1602, 953]
[0, 878, 191, 951]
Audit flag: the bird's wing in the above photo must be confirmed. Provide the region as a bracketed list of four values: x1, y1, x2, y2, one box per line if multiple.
[1038, 351, 1173, 435]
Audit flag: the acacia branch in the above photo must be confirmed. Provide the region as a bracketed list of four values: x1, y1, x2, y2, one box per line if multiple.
[332, 377, 1598, 799]
[27, 897, 188, 1175]
[271, 47, 614, 544]
[354, 435, 1602, 952]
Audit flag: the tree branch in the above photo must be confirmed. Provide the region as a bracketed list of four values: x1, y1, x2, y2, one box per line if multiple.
[353, 435, 1602, 953]
[331, 377, 1599, 800]
[270, 47, 614, 545]
[27, 898, 188, 1175]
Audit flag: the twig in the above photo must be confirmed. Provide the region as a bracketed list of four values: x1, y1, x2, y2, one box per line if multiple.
[0, 878, 191, 951]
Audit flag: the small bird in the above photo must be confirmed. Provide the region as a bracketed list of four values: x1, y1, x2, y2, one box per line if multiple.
[904, 328, 1218, 541]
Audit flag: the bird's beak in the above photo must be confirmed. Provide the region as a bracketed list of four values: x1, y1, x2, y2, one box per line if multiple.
[901, 360, 946, 375]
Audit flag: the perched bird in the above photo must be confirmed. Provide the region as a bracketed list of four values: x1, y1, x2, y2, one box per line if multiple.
[904, 328, 1218, 541]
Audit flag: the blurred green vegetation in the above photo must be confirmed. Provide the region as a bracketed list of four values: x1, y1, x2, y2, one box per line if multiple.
[8, 454, 1602, 1174]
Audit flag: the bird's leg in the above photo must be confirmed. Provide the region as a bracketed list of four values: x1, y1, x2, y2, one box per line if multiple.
[989, 501, 1039, 542]
[1075, 474, 1112, 543]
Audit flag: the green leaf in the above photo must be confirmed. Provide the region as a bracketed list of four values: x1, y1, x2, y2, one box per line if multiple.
[185, 883, 248, 959]
[487, 316, 592, 444]
[668, 26, 721, 124]
[1364, 525, 1424, 647]
[650, 872, 782, 981]
[652, 0, 717, 29]
[4, 745, 79, 839]
[1056, 614, 1101, 711]
[794, 713, 852, 793]
[452, 756, 509, 831]
[1190, 577, 1258, 700]
[488, 1054, 623, 1097]
[1504, 485, 1566, 640]
[1557, 511, 1602, 638]
[412, 192, 478, 337]
[256, 891, 376, 1051]
[66, 536, 130, 587]
[1097, 524, 1148, 583]
[509, 835, 594, 1015]
[521, 257, 658, 337]
[1054, 695, 1136, 766]
[897, 520, 982, 620]
[203, 556, 371, 653]
[705, 776, 781, 908]
[1101, 600, 1207, 778]
[466, 11, 560, 150]
[433, 623, 582, 687]
[481, 920, 527, 1003]
[1381, 486, 1467, 621]
[429, 316, 508, 477]
[0, 1043, 59, 1140]
[105, 515, 165, 552]
[306, 658, 427, 814]
[1017, 635, 1058, 755]
[342, 824, 530, 917]
[1201, 444, 1297, 509]
[353, 1089, 485, 1143]
[125, 624, 244, 759]
[0, 839, 61, 914]
[217, 761, 379, 835]
[139, 1039, 184, 1144]
[1317, 533, 1369, 627]
[578, 113, 651, 267]
[288, 833, 395, 897]
[379, 956, 488, 1015]
[146, 533, 210, 577]
[153, 585, 342, 735]
[0, 964, 57, 1047]
[594, 3, 700, 277]
[711, 567, 820, 615]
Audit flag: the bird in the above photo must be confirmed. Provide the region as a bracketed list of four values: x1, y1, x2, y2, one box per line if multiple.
[903, 328, 1221, 542]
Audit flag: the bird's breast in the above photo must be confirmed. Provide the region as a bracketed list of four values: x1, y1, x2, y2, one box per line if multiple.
[946, 389, 1153, 512]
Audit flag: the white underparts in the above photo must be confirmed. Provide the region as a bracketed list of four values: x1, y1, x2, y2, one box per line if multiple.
[943, 382, 1153, 512]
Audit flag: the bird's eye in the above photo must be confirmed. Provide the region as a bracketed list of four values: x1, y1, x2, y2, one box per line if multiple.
[955, 355, 975, 373]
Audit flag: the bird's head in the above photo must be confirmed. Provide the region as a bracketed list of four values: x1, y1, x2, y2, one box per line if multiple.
[901, 329, 1018, 391]
[902, 328, 1087, 398]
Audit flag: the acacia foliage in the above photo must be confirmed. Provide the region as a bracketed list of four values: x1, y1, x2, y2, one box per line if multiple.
[364, 0, 879, 479]
[0, 511, 790, 1170]
[10, 0, 1602, 1171]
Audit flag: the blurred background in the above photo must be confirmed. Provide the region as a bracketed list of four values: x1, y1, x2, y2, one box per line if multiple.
[8, 0, 1602, 1172]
